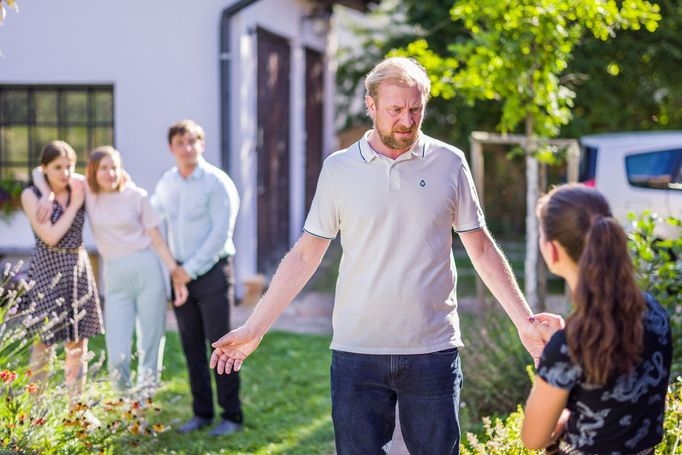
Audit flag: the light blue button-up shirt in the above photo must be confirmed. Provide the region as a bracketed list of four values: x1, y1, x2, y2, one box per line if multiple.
[152, 157, 240, 279]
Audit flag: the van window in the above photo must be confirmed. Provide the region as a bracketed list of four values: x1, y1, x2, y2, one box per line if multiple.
[625, 149, 682, 190]
[579, 145, 598, 183]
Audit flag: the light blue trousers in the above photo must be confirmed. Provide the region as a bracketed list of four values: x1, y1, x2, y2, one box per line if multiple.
[103, 248, 167, 392]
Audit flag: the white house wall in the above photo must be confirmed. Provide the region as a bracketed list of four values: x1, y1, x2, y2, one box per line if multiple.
[0, 0, 333, 293]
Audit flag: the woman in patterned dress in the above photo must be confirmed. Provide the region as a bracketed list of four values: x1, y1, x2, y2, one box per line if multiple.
[20, 140, 104, 397]
[521, 184, 673, 454]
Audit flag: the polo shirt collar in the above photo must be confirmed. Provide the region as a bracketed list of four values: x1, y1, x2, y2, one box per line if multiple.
[357, 130, 427, 163]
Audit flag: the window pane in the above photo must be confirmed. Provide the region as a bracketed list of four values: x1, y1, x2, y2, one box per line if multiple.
[626, 149, 681, 190]
[63, 91, 88, 124]
[94, 91, 113, 124]
[33, 126, 60, 166]
[1, 126, 29, 163]
[35, 91, 58, 124]
[1, 90, 29, 123]
[64, 127, 88, 164]
[93, 127, 114, 147]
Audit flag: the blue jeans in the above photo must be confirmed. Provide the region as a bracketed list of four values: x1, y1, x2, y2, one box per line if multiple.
[331, 348, 462, 455]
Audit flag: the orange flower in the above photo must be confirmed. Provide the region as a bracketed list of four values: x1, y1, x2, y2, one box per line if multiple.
[0, 369, 17, 383]
[26, 383, 38, 394]
[128, 422, 141, 435]
[26, 369, 33, 378]
[33, 418, 46, 425]
[152, 423, 166, 433]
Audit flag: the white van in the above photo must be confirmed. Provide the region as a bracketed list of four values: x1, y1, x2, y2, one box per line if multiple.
[579, 131, 682, 237]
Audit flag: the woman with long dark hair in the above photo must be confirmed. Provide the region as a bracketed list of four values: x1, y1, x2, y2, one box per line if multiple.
[21, 141, 104, 397]
[521, 184, 672, 454]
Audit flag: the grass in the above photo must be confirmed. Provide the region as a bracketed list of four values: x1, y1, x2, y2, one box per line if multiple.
[116, 331, 336, 455]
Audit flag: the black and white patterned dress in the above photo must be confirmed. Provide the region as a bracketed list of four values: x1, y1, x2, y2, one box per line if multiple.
[24, 186, 104, 344]
[537, 294, 672, 454]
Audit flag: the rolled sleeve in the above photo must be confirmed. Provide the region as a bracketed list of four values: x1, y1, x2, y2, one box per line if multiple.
[303, 165, 339, 239]
[453, 161, 485, 232]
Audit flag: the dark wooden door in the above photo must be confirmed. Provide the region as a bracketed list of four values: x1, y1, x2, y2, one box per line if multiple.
[257, 28, 291, 273]
[304, 48, 324, 214]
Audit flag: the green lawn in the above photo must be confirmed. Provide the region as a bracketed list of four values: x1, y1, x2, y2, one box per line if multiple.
[121, 331, 336, 455]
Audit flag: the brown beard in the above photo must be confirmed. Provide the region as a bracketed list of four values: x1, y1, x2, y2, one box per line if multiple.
[378, 129, 418, 151]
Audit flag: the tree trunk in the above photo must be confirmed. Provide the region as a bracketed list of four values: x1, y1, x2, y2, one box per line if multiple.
[537, 162, 547, 311]
[524, 115, 539, 311]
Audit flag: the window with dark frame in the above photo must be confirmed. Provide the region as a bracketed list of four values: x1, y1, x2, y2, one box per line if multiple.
[0, 85, 114, 180]
[625, 149, 682, 191]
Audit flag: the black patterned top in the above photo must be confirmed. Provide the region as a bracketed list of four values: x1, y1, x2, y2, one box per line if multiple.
[537, 294, 672, 454]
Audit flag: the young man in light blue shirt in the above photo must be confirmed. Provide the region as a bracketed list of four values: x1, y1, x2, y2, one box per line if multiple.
[152, 119, 242, 436]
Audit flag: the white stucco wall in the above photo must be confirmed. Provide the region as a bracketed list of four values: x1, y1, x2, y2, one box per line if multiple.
[0, 0, 333, 291]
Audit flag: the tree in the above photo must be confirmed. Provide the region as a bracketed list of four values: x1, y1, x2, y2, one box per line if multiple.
[391, 0, 661, 309]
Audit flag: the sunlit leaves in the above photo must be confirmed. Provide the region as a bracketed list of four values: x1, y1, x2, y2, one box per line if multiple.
[396, 0, 661, 139]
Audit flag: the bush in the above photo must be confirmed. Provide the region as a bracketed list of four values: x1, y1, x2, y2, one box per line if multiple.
[627, 212, 682, 376]
[0, 263, 166, 454]
[0, 176, 24, 223]
[460, 377, 682, 454]
[459, 310, 533, 432]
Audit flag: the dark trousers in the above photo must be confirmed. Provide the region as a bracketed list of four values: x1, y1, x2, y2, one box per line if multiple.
[173, 257, 242, 423]
[331, 348, 462, 455]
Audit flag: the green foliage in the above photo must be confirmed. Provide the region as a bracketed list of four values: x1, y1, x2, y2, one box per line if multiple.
[461, 406, 539, 454]
[627, 212, 682, 377]
[392, 0, 661, 139]
[459, 310, 533, 429]
[563, 0, 682, 135]
[338, 0, 682, 152]
[0, 266, 167, 454]
[657, 379, 682, 455]
[0, 176, 24, 223]
[459, 379, 682, 454]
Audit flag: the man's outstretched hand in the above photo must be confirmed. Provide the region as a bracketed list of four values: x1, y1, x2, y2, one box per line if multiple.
[210, 325, 263, 375]
[521, 312, 566, 366]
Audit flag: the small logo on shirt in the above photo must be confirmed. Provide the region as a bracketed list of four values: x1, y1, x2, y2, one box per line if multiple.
[419, 180, 426, 187]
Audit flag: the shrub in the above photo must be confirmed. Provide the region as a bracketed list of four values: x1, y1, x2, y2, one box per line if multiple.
[0, 263, 167, 454]
[459, 310, 532, 432]
[0, 176, 24, 223]
[460, 377, 682, 454]
[627, 212, 682, 376]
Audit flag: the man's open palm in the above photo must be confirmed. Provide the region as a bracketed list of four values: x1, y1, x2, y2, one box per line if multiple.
[210, 325, 263, 374]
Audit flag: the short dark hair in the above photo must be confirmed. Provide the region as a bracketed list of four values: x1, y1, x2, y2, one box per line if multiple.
[167, 119, 205, 144]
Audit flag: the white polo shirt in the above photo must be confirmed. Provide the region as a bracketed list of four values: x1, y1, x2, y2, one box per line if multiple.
[304, 130, 485, 354]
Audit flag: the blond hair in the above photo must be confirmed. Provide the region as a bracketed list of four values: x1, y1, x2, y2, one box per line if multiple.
[364, 57, 431, 103]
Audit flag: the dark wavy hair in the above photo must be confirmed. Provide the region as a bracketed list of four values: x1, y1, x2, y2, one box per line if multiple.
[537, 184, 645, 384]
